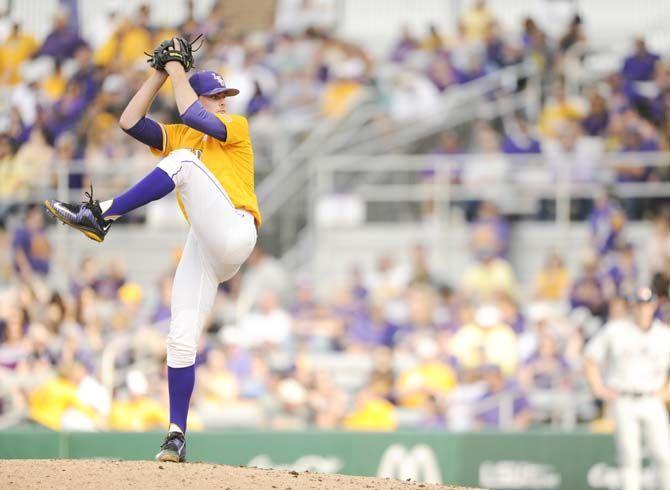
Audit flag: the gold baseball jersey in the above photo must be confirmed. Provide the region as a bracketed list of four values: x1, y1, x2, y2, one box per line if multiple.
[150, 113, 261, 227]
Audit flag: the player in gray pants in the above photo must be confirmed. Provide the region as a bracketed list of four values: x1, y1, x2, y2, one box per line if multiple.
[586, 288, 670, 490]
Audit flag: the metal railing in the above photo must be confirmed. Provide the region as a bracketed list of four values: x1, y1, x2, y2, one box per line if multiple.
[255, 61, 542, 260]
[313, 151, 670, 218]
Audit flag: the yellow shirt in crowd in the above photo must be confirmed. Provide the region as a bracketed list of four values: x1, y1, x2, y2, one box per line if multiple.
[538, 101, 583, 137]
[41, 72, 67, 101]
[151, 113, 261, 227]
[450, 322, 518, 375]
[95, 26, 152, 67]
[28, 377, 95, 430]
[462, 6, 495, 41]
[108, 397, 168, 431]
[462, 258, 517, 299]
[321, 81, 362, 119]
[397, 361, 457, 408]
[0, 32, 38, 85]
[343, 397, 397, 431]
[534, 268, 570, 301]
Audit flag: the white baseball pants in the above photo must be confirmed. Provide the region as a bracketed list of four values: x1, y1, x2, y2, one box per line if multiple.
[614, 396, 670, 490]
[157, 149, 257, 368]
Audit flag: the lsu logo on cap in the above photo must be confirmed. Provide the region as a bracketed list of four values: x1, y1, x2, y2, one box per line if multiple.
[213, 73, 226, 86]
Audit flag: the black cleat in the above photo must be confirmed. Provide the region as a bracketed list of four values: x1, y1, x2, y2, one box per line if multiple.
[155, 431, 186, 463]
[44, 186, 111, 243]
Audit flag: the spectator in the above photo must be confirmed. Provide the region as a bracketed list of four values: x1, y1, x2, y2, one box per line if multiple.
[418, 395, 447, 429]
[0, 134, 20, 200]
[558, 14, 586, 54]
[12, 126, 54, 194]
[238, 246, 290, 313]
[343, 388, 397, 431]
[345, 302, 398, 349]
[0, 304, 29, 369]
[34, 8, 86, 61]
[46, 80, 89, 139]
[461, 0, 496, 42]
[396, 336, 457, 408]
[28, 361, 100, 430]
[409, 244, 435, 286]
[647, 211, 670, 276]
[569, 251, 607, 318]
[471, 200, 509, 258]
[462, 250, 517, 301]
[502, 115, 541, 154]
[0, 22, 38, 85]
[270, 376, 310, 429]
[621, 38, 660, 99]
[475, 365, 531, 430]
[390, 24, 418, 63]
[367, 253, 410, 300]
[426, 57, 455, 93]
[94, 14, 152, 68]
[519, 332, 571, 392]
[581, 91, 610, 137]
[450, 304, 519, 375]
[108, 370, 168, 431]
[150, 274, 173, 328]
[51, 132, 84, 190]
[538, 83, 583, 137]
[421, 24, 445, 52]
[603, 242, 638, 299]
[193, 348, 243, 422]
[246, 81, 272, 117]
[615, 125, 659, 191]
[462, 122, 508, 188]
[235, 290, 293, 348]
[484, 21, 506, 69]
[11, 204, 51, 277]
[588, 188, 626, 257]
[307, 368, 348, 428]
[544, 121, 603, 187]
[533, 251, 570, 301]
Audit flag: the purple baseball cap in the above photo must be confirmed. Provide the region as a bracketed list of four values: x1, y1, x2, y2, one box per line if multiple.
[188, 71, 240, 97]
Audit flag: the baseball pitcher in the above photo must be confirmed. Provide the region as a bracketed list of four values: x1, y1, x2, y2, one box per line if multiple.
[585, 287, 670, 490]
[44, 37, 260, 462]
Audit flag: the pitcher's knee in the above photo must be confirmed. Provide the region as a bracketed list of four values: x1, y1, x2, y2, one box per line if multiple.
[166, 338, 197, 368]
[157, 149, 199, 186]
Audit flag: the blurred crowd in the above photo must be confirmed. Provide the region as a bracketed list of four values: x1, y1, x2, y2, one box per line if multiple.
[1, 0, 670, 432]
[1, 192, 669, 432]
[0, 0, 667, 206]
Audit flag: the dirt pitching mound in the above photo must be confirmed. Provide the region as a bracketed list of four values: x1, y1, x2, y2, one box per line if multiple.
[1, 459, 480, 489]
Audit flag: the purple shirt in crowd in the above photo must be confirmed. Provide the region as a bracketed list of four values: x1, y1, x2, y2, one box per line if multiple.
[477, 383, 529, 428]
[11, 227, 50, 276]
[346, 310, 399, 347]
[588, 202, 624, 256]
[622, 52, 660, 81]
[582, 112, 609, 136]
[390, 39, 418, 63]
[36, 28, 86, 60]
[502, 135, 541, 154]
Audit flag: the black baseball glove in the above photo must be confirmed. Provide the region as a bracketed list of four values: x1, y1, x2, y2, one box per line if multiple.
[145, 34, 203, 72]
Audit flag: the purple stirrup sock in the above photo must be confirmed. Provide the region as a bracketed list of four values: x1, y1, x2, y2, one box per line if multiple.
[103, 167, 175, 219]
[167, 365, 195, 432]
